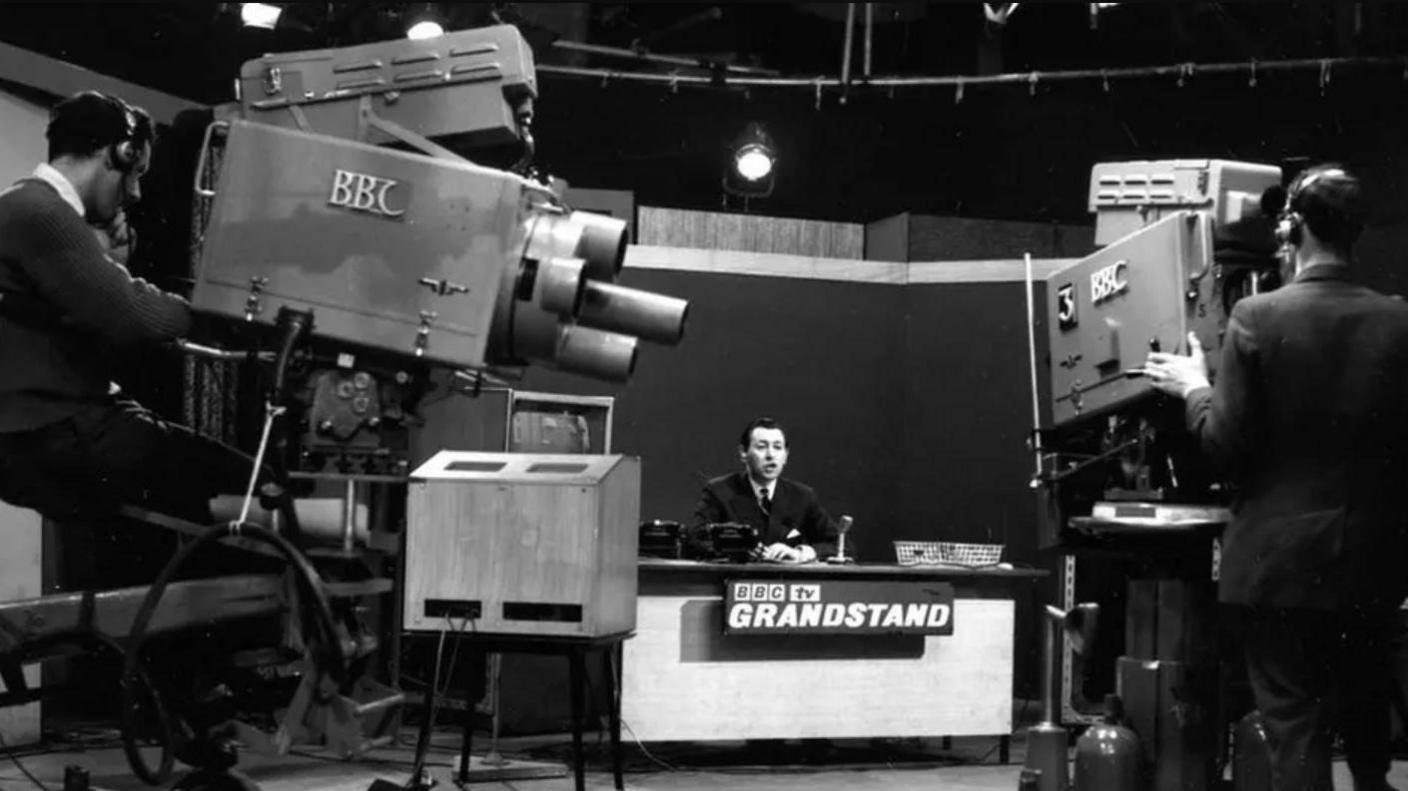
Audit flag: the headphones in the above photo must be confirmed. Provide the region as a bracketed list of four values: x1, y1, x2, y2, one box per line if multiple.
[1276, 166, 1349, 248]
[103, 93, 141, 172]
[1276, 204, 1303, 248]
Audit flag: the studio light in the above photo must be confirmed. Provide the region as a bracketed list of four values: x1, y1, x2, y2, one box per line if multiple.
[405, 3, 445, 40]
[723, 123, 777, 199]
[240, 2, 282, 29]
[406, 19, 444, 40]
[736, 147, 773, 181]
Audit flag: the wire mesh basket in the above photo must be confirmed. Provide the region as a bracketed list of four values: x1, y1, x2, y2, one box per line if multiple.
[893, 541, 1005, 568]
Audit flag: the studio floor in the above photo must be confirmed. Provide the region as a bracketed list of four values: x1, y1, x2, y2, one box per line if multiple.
[2, 724, 1405, 791]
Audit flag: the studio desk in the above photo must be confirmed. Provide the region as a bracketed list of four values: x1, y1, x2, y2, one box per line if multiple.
[622, 559, 1047, 745]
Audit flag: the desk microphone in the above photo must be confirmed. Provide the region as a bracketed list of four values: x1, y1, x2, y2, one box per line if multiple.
[827, 515, 855, 564]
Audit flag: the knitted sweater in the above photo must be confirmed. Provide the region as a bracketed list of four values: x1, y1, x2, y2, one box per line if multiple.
[0, 178, 190, 432]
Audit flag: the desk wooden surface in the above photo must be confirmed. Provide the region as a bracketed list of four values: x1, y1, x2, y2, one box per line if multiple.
[638, 558, 1047, 578]
[638, 558, 1046, 598]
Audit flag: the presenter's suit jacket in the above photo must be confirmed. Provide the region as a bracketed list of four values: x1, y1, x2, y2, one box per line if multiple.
[1186, 263, 1408, 611]
[691, 472, 839, 559]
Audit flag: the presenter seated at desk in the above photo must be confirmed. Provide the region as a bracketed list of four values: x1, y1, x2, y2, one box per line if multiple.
[691, 417, 839, 563]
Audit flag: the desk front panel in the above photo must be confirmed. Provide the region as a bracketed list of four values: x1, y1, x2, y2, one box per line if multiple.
[622, 592, 1014, 740]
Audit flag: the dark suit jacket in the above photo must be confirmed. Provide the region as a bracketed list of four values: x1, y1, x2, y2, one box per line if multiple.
[691, 472, 839, 559]
[1186, 264, 1408, 611]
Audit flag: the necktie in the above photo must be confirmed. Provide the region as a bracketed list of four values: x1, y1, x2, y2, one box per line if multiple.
[758, 489, 771, 514]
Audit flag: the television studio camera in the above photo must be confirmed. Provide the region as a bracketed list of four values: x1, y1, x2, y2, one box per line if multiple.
[1024, 160, 1284, 791]
[0, 24, 687, 790]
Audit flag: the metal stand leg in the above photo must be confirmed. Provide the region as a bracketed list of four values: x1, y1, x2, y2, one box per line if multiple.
[606, 643, 624, 790]
[457, 649, 475, 785]
[570, 648, 586, 791]
[481, 653, 509, 767]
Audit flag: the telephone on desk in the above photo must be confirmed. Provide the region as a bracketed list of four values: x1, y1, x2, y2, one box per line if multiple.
[699, 523, 760, 563]
[644, 522, 760, 562]
[670, 515, 854, 564]
[639, 520, 685, 559]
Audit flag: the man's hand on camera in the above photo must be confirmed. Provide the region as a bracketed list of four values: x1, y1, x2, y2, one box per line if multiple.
[1143, 332, 1211, 400]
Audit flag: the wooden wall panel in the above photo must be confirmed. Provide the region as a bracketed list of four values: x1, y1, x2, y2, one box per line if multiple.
[623, 245, 1073, 283]
[908, 215, 1096, 261]
[638, 206, 865, 259]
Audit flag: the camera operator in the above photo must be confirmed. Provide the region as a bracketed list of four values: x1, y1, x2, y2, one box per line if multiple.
[0, 91, 274, 524]
[1143, 164, 1408, 791]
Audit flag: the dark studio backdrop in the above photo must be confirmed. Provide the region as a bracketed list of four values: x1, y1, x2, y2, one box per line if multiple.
[424, 270, 1065, 565]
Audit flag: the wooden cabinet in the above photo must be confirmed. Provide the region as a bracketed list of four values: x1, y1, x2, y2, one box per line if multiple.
[405, 451, 640, 638]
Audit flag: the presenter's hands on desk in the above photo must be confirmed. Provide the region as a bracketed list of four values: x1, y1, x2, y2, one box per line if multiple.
[753, 542, 818, 564]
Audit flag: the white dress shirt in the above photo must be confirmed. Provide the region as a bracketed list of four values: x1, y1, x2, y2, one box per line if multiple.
[31, 163, 86, 218]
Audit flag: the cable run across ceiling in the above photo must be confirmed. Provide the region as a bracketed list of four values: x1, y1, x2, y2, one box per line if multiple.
[537, 53, 1408, 105]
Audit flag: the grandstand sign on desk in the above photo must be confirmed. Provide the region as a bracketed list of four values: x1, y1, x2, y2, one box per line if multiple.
[723, 578, 955, 636]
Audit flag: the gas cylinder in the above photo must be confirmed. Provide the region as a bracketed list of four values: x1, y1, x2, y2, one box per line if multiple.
[1074, 694, 1142, 791]
[1232, 710, 1272, 791]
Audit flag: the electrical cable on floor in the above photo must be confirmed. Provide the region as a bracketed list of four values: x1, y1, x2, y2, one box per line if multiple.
[618, 719, 676, 773]
[0, 727, 52, 791]
[440, 617, 468, 708]
[392, 616, 472, 789]
[400, 626, 449, 789]
[0, 630, 148, 789]
[120, 520, 345, 785]
[395, 618, 469, 752]
[605, 647, 675, 773]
